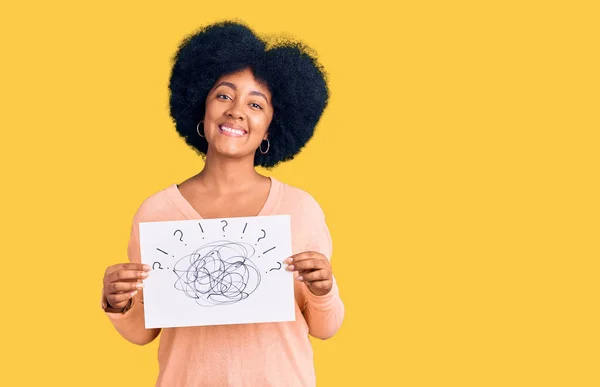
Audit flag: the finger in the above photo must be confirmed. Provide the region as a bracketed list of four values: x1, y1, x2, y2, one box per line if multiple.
[107, 281, 144, 294]
[296, 269, 330, 283]
[106, 263, 151, 275]
[106, 269, 149, 284]
[107, 290, 138, 305]
[105, 263, 151, 275]
[286, 252, 322, 263]
[287, 258, 327, 272]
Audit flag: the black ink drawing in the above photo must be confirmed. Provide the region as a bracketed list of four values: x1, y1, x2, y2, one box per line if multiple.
[153, 261, 170, 270]
[269, 262, 282, 272]
[255, 229, 266, 245]
[156, 248, 175, 260]
[263, 246, 276, 254]
[220, 220, 228, 237]
[173, 229, 187, 246]
[173, 241, 262, 307]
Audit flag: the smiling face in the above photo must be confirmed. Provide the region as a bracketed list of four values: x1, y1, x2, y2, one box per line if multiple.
[203, 67, 274, 161]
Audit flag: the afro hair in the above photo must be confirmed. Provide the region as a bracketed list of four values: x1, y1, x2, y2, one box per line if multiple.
[168, 20, 329, 168]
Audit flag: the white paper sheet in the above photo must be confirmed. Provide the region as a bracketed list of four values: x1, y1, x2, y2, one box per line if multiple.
[139, 215, 294, 328]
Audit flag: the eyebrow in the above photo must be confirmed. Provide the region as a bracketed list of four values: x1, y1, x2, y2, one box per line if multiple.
[214, 81, 270, 105]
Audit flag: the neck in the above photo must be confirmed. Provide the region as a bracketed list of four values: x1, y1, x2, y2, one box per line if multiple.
[196, 149, 263, 193]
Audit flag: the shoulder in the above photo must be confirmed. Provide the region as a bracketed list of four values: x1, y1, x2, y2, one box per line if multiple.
[274, 179, 332, 256]
[276, 179, 326, 220]
[131, 184, 180, 223]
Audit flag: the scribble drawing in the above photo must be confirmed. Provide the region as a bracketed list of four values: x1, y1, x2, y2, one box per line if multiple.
[173, 241, 261, 306]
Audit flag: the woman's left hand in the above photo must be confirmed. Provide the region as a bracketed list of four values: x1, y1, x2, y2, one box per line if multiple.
[285, 252, 332, 296]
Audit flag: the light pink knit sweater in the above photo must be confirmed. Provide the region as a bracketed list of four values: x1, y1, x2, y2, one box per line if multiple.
[104, 177, 344, 386]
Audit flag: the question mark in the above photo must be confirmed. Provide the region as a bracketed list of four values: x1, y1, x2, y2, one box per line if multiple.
[269, 262, 282, 272]
[173, 229, 186, 246]
[256, 229, 266, 245]
[221, 220, 228, 236]
[152, 262, 163, 270]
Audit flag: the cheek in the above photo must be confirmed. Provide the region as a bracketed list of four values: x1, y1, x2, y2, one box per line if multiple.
[249, 113, 273, 135]
[204, 100, 222, 119]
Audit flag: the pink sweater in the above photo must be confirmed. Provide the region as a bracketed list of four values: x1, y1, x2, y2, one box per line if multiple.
[104, 177, 344, 386]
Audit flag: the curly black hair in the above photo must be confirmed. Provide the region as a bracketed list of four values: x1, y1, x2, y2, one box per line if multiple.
[168, 20, 329, 168]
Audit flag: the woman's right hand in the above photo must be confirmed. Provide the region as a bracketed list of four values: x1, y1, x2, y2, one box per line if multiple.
[103, 263, 151, 310]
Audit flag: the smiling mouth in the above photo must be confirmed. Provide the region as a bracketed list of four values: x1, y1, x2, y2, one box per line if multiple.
[219, 125, 247, 137]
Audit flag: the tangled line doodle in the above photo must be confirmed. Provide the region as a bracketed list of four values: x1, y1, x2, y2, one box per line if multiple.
[173, 241, 261, 306]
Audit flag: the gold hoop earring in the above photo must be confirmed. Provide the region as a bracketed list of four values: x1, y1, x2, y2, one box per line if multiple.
[260, 139, 270, 154]
[196, 120, 205, 138]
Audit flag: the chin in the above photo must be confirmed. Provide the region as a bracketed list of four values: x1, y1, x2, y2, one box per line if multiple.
[212, 145, 249, 159]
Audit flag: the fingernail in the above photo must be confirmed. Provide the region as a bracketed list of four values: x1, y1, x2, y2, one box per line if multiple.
[135, 283, 144, 289]
[296, 276, 303, 281]
[131, 290, 138, 297]
[286, 257, 293, 263]
[141, 272, 149, 277]
[286, 265, 294, 271]
[143, 264, 151, 271]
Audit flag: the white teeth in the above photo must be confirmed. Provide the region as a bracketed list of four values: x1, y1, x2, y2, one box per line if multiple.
[220, 126, 245, 135]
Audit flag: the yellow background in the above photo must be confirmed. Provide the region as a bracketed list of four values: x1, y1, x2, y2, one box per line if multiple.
[1, 0, 598, 386]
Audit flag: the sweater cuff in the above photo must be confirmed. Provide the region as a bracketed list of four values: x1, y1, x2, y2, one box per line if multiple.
[304, 276, 341, 311]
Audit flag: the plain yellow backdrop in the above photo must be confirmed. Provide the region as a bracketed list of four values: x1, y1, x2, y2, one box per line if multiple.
[1, 0, 599, 386]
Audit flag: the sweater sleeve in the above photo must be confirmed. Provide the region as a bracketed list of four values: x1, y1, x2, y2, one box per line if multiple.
[102, 209, 161, 345]
[302, 202, 345, 340]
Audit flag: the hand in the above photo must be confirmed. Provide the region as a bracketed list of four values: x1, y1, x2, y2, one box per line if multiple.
[103, 263, 151, 310]
[285, 251, 333, 296]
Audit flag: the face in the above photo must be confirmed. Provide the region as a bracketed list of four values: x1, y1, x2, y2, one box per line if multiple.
[203, 68, 274, 160]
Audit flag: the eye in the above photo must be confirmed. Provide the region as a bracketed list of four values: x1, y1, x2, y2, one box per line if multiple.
[217, 94, 231, 100]
[250, 102, 263, 110]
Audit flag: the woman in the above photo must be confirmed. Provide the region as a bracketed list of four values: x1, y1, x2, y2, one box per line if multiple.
[101, 21, 344, 386]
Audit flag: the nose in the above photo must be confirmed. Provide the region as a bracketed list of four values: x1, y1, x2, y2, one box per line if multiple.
[225, 99, 244, 121]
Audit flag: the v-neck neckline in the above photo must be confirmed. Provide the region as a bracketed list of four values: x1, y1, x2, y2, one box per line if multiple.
[167, 176, 281, 220]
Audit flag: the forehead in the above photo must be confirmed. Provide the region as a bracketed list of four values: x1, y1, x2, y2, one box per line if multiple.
[214, 68, 271, 96]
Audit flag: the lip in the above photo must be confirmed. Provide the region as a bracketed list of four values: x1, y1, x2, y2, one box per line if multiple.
[218, 122, 248, 137]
